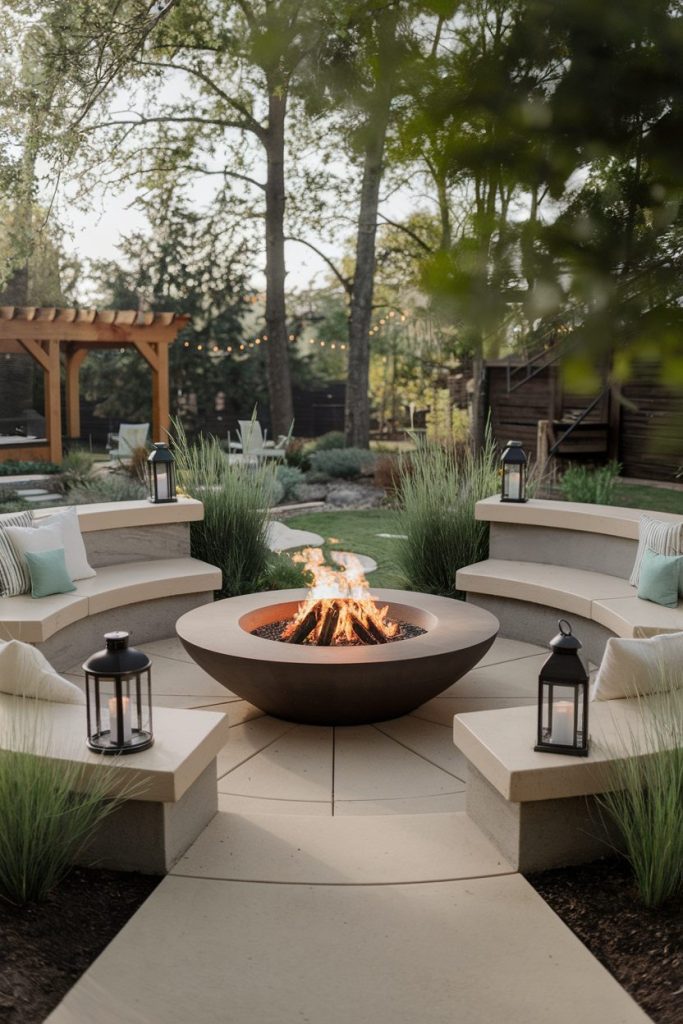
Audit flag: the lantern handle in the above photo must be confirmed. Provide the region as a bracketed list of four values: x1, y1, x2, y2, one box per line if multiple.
[558, 618, 573, 637]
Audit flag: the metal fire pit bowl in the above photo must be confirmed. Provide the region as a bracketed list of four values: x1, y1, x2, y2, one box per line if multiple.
[176, 589, 499, 726]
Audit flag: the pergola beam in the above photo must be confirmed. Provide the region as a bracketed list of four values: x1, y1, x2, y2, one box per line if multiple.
[0, 308, 188, 463]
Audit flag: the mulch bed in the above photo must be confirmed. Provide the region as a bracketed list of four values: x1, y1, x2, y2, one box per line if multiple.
[526, 858, 683, 1024]
[0, 867, 160, 1024]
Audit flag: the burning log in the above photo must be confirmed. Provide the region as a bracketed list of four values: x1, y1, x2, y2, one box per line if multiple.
[318, 602, 341, 646]
[350, 616, 378, 645]
[364, 617, 389, 644]
[286, 609, 319, 645]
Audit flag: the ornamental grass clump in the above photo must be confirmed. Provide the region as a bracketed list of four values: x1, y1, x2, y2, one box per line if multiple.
[560, 460, 621, 505]
[171, 422, 274, 597]
[396, 432, 499, 598]
[0, 699, 139, 905]
[597, 687, 683, 908]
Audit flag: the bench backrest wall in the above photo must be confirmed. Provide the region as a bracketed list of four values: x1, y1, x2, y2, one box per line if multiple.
[489, 523, 636, 580]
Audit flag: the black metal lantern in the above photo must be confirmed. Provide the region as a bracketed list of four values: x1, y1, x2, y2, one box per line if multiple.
[535, 619, 589, 757]
[500, 440, 528, 503]
[147, 442, 177, 504]
[84, 631, 153, 754]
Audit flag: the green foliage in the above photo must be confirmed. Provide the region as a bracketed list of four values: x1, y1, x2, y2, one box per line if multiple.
[312, 431, 347, 451]
[67, 476, 146, 505]
[171, 421, 273, 598]
[396, 432, 499, 598]
[597, 690, 683, 908]
[0, 497, 31, 515]
[0, 461, 61, 477]
[58, 450, 96, 491]
[276, 465, 304, 501]
[259, 553, 311, 591]
[0, 698, 141, 904]
[308, 448, 376, 480]
[284, 439, 312, 473]
[559, 461, 622, 505]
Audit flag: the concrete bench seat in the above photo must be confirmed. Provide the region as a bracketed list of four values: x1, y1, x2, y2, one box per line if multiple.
[456, 497, 683, 662]
[457, 558, 683, 638]
[0, 558, 221, 643]
[0, 498, 222, 670]
[453, 691, 682, 872]
[0, 558, 221, 670]
[0, 693, 230, 873]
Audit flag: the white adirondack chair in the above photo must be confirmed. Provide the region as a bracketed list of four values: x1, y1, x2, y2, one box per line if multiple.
[107, 423, 150, 463]
[229, 420, 288, 461]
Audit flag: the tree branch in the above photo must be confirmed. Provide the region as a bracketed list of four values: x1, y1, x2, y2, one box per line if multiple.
[377, 213, 433, 253]
[80, 112, 258, 136]
[286, 236, 353, 294]
[133, 59, 265, 137]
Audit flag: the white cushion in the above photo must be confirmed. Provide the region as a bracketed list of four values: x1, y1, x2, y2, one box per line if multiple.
[629, 514, 682, 587]
[0, 509, 33, 596]
[0, 639, 85, 704]
[591, 631, 683, 701]
[5, 522, 72, 581]
[36, 507, 96, 580]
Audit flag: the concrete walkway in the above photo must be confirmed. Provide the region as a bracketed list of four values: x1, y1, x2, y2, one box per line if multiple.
[49, 638, 649, 1024]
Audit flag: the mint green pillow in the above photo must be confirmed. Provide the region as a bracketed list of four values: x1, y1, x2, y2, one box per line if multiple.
[636, 547, 683, 608]
[24, 547, 76, 599]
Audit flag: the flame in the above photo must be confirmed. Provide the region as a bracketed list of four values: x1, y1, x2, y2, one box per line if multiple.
[282, 547, 398, 645]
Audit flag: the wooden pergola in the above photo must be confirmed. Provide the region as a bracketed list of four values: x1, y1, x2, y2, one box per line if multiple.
[0, 307, 189, 463]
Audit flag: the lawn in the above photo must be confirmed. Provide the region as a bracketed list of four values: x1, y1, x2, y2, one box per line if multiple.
[285, 508, 405, 589]
[613, 483, 683, 515]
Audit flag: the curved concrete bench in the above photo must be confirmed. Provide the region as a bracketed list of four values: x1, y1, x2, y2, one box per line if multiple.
[0, 692, 230, 873]
[0, 499, 221, 670]
[456, 497, 683, 662]
[453, 691, 682, 872]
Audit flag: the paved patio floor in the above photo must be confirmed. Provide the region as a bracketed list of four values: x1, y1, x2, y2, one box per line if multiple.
[49, 637, 649, 1024]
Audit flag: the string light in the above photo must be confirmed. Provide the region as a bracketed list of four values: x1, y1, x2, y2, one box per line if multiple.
[183, 341, 189, 347]
[197, 344, 203, 351]
[255, 338, 261, 345]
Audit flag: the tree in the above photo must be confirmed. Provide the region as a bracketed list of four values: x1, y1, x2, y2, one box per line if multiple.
[48, 0, 343, 437]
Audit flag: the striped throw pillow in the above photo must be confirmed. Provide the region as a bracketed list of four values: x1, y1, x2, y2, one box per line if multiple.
[629, 514, 683, 588]
[0, 510, 34, 596]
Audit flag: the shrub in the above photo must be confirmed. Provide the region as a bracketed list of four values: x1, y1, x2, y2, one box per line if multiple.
[58, 450, 97, 492]
[0, 460, 61, 477]
[308, 447, 375, 480]
[171, 421, 274, 597]
[597, 688, 683, 908]
[284, 438, 311, 472]
[396, 431, 499, 598]
[560, 461, 621, 505]
[0, 699, 141, 904]
[276, 465, 304, 501]
[68, 476, 147, 504]
[312, 431, 346, 451]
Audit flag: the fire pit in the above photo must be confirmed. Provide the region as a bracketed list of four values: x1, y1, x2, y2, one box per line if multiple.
[176, 550, 498, 724]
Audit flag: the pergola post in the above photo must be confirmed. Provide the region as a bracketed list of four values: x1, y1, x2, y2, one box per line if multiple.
[45, 338, 63, 463]
[65, 347, 88, 438]
[153, 342, 170, 442]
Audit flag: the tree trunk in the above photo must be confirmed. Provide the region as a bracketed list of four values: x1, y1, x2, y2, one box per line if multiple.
[345, 106, 390, 448]
[263, 91, 294, 438]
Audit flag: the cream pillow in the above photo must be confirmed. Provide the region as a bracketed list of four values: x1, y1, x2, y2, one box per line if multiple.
[591, 631, 683, 701]
[5, 522, 73, 584]
[629, 514, 682, 587]
[36, 507, 96, 580]
[0, 639, 85, 704]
